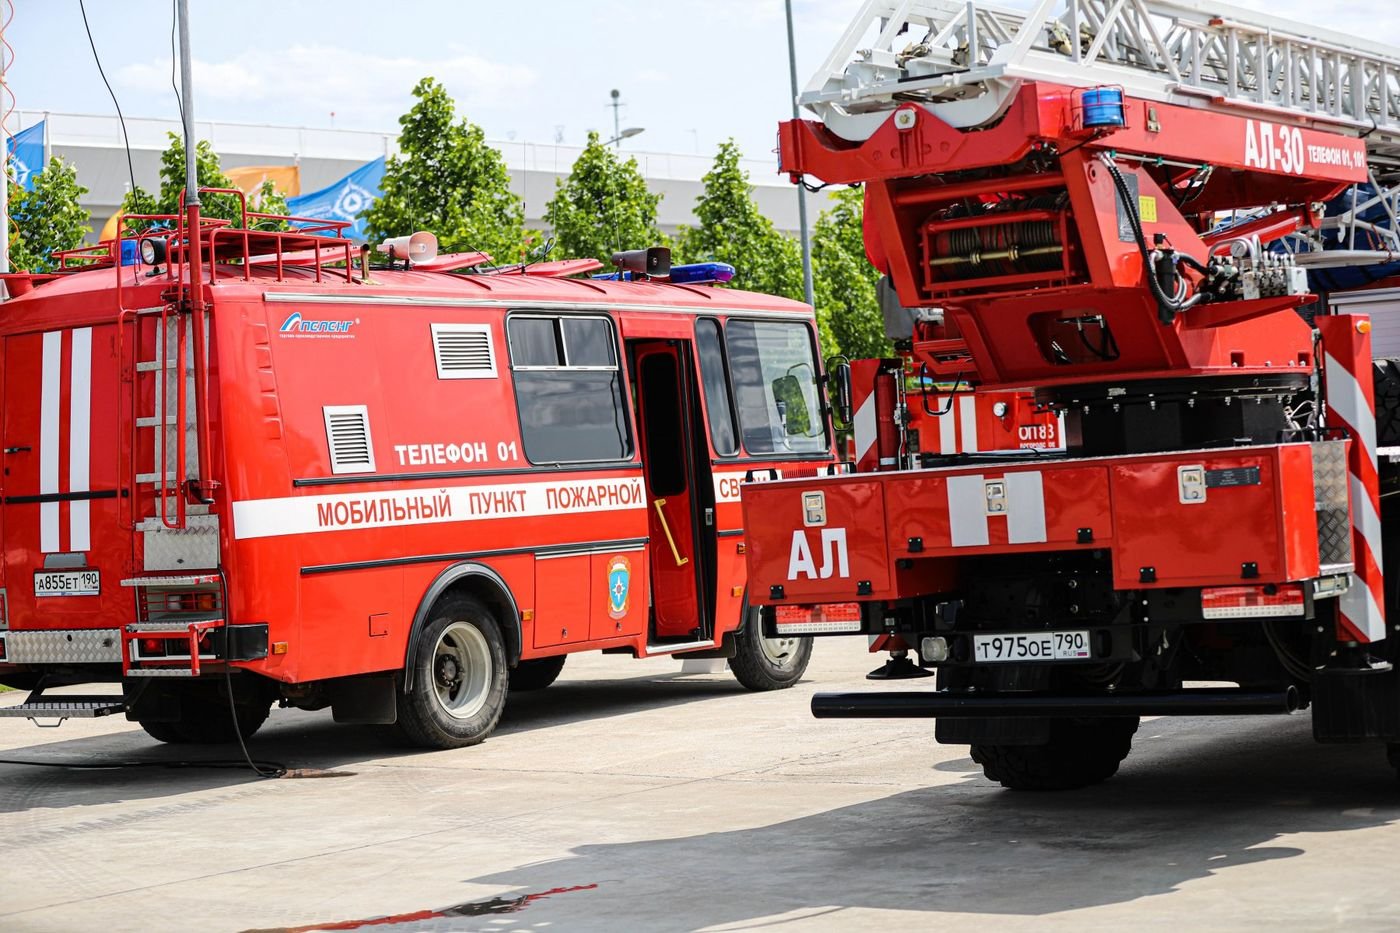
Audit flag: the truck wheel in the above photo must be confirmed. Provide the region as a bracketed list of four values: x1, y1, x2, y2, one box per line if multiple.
[395, 593, 508, 749]
[509, 655, 566, 692]
[730, 608, 812, 691]
[971, 716, 1139, 791]
[136, 682, 272, 745]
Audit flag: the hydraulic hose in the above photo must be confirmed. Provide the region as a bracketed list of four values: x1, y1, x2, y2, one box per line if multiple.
[1100, 153, 1202, 324]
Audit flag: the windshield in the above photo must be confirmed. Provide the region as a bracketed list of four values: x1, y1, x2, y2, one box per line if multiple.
[725, 320, 827, 455]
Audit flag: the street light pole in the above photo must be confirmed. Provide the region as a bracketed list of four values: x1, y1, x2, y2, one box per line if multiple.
[784, 0, 815, 307]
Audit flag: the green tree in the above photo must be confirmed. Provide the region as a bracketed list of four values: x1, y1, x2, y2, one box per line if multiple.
[119, 133, 247, 227]
[365, 77, 526, 262]
[9, 157, 91, 272]
[812, 186, 889, 360]
[546, 131, 663, 266]
[676, 140, 804, 303]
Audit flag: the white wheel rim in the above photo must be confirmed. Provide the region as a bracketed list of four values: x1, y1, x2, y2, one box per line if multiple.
[759, 634, 801, 669]
[431, 622, 492, 720]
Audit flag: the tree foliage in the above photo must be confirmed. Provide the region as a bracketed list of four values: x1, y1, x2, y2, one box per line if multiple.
[546, 131, 663, 266]
[365, 77, 526, 263]
[8, 157, 90, 272]
[676, 140, 804, 304]
[812, 186, 890, 361]
[119, 133, 273, 228]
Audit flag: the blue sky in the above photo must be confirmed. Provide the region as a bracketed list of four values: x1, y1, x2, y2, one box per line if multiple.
[9, 0, 1391, 161]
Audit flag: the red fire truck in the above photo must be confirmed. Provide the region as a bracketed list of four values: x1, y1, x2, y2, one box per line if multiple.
[742, 0, 1400, 788]
[0, 201, 837, 749]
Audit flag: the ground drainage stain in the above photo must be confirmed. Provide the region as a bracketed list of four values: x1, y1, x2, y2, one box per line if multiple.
[244, 884, 599, 932]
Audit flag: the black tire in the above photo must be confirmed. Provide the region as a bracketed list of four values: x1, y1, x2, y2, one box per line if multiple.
[510, 655, 567, 692]
[136, 681, 272, 745]
[730, 606, 812, 691]
[971, 716, 1139, 791]
[395, 593, 508, 749]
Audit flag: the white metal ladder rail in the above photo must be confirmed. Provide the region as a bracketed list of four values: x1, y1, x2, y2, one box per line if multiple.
[802, 0, 1400, 164]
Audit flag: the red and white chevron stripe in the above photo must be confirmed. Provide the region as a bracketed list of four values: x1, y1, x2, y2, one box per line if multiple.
[1319, 315, 1385, 643]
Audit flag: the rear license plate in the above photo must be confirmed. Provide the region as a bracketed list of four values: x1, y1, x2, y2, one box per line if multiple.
[973, 630, 1090, 663]
[34, 569, 101, 598]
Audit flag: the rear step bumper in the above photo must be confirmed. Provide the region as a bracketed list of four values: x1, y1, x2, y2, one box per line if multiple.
[0, 623, 268, 671]
[810, 686, 1302, 719]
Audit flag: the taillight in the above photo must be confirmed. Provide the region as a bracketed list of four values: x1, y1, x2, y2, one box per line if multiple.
[774, 602, 863, 633]
[140, 638, 167, 657]
[1201, 584, 1305, 619]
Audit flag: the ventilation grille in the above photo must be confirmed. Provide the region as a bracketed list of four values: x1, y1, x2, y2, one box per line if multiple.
[323, 405, 375, 475]
[432, 323, 496, 379]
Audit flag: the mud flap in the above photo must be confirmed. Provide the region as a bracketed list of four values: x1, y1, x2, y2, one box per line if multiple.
[330, 674, 397, 724]
[1311, 667, 1400, 742]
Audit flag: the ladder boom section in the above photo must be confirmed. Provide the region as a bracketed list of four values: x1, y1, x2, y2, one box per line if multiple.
[807, 0, 1400, 164]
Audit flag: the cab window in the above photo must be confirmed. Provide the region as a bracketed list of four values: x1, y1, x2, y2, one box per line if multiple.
[507, 314, 632, 463]
[725, 320, 827, 455]
[695, 318, 739, 457]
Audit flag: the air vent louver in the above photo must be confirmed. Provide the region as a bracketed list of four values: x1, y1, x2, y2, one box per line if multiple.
[323, 405, 375, 474]
[432, 323, 496, 379]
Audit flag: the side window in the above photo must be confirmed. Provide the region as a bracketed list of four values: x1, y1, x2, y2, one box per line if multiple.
[695, 318, 738, 457]
[725, 320, 827, 456]
[507, 315, 631, 464]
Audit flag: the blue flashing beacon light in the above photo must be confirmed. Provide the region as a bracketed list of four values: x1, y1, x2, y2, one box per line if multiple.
[668, 262, 736, 285]
[1081, 87, 1126, 129]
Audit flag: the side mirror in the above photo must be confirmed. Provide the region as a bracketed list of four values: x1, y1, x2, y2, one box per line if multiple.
[771, 374, 811, 435]
[830, 363, 853, 428]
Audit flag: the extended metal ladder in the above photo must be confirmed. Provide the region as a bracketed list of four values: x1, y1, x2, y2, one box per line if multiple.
[804, 0, 1400, 162]
[805, 0, 1400, 275]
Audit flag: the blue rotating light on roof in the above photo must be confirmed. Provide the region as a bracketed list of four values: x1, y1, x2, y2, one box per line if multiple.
[668, 262, 736, 285]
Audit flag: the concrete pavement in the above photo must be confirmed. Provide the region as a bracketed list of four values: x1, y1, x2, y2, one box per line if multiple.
[3, 639, 1400, 932]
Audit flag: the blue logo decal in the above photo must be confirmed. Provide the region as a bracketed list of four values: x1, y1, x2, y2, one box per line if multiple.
[607, 556, 631, 619]
[279, 312, 356, 337]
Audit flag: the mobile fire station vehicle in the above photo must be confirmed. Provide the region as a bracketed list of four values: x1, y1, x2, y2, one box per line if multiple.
[742, 0, 1400, 788]
[0, 195, 839, 749]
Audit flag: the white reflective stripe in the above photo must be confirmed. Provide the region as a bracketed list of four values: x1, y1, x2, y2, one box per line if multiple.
[958, 395, 979, 453]
[853, 394, 877, 464]
[68, 328, 92, 552]
[1004, 471, 1047, 544]
[1340, 573, 1387, 642]
[946, 473, 989, 547]
[1326, 352, 1378, 469]
[1056, 410, 1068, 451]
[938, 405, 957, 454]
[232, 476, 647, 540]
[1349, 474, 1384, 577]
[39, 331, 62, 553]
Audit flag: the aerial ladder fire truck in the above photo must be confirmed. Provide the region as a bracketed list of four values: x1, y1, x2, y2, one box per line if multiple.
[742, 0, 1400, 788]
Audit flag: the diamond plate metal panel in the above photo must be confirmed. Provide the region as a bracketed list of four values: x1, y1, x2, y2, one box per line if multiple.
[1313, 441, 1354, 568]
[141, 514, 220, 572]
[6, 629, 122, 664]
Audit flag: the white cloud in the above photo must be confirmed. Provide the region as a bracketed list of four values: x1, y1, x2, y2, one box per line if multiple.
[117, 44, 536, 126]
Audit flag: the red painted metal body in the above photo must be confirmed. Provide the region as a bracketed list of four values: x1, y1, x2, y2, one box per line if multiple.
[0, 219, 832, 690]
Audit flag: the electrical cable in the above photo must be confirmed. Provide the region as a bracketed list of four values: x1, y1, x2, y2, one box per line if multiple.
[216, 569, 284, 779]
[1100, 152, 1202, 323]
[0, 756, 285, 773]
[78, 0, 137, 201]
[169, 0, 183, 123]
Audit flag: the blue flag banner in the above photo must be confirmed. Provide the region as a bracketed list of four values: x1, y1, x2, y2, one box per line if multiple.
[286, 155, 386, 243]
[8, 121, 45, 191]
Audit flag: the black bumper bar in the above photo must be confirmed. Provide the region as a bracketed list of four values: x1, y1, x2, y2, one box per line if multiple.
[811, 686, 1301, 719]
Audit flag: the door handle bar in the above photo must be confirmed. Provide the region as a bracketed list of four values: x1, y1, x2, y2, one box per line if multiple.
[652, 498, 690, 567]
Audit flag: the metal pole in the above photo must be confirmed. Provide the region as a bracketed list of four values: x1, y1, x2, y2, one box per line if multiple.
[178, 0, 199, 208]
[1, 16, 9, 276]
[785, 0, 815, 307]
